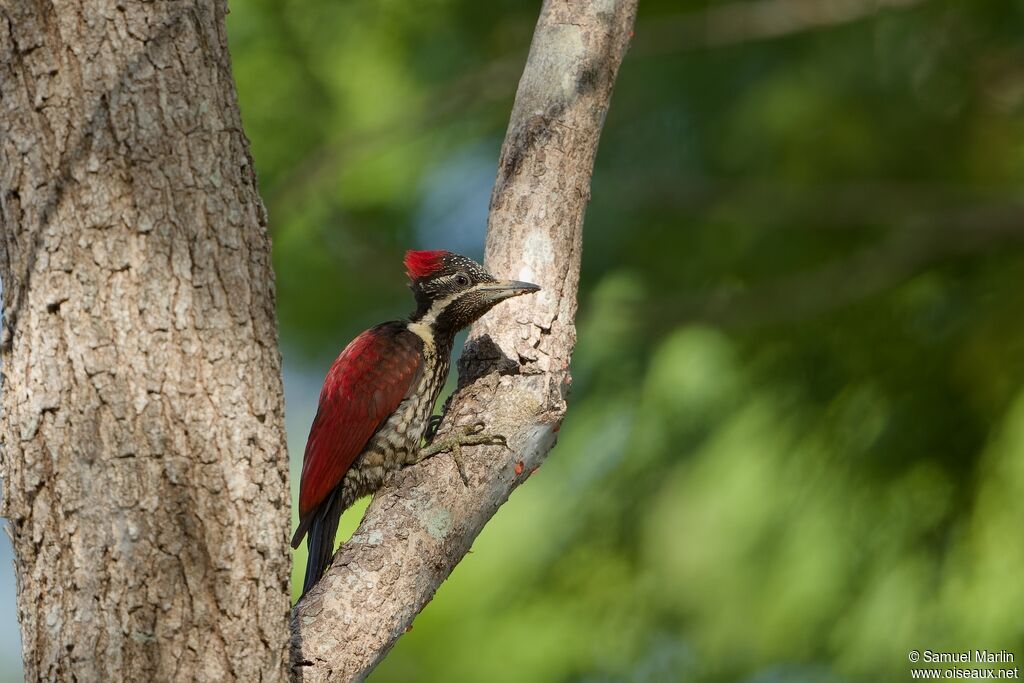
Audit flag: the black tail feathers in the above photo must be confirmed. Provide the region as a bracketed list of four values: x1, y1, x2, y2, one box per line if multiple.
[300, 485, 346, 598]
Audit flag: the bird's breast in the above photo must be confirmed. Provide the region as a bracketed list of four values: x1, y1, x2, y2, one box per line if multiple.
[342, 353, 451, 501]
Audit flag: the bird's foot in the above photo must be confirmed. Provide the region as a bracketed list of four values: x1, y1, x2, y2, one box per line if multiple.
[419, 421, 506, 486]
[424, 414, 443, 444]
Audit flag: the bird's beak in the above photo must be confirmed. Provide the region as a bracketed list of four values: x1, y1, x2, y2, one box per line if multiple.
[477, 279, 541, 301]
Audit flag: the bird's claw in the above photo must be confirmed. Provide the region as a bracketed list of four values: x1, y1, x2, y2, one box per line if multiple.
[424, 414, 443, 444]
[420, 421, 507, 486]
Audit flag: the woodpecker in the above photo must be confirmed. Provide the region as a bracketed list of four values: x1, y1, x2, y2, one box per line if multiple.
[291, 249, 540, 597]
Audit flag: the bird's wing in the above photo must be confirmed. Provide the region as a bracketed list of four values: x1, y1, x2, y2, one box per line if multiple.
[291, 323, 423, 547]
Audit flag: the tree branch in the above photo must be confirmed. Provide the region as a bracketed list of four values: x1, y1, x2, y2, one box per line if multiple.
[655, 204, 1024, 331]
[288, 1, 638, 680]
[638, 0, 928, 56]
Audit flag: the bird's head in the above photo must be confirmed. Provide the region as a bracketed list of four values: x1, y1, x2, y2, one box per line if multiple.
[405, 249, 540, 335]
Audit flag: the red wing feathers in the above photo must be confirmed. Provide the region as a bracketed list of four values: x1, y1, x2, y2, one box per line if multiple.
[295, 324, 423, 533]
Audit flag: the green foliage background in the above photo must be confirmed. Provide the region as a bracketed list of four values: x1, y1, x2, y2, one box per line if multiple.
[230, 0, 1024, 681]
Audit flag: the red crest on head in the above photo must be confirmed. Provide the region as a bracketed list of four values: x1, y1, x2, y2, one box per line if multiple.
[404, 250, 447, 280]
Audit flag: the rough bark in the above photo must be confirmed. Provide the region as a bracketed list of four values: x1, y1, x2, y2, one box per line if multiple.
[289, 1, 638, 680]
[0, 1, 292, 681]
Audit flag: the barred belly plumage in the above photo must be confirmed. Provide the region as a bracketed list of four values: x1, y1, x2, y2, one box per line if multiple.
[339, 350, 450, 507]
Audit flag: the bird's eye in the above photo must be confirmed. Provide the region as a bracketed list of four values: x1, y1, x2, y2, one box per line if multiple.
[454, 274, 470, 287]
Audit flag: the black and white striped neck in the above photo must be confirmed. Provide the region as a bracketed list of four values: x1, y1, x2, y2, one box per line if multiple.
[404, 317, 456, 359]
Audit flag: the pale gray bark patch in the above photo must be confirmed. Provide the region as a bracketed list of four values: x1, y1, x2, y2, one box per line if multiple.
[0, 1, 292, 681]
[288, 1, 638, 681]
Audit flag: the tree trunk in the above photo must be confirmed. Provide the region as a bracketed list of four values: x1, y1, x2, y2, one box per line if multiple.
[289, 1, 638, 680]
[0, 2, 291, 681]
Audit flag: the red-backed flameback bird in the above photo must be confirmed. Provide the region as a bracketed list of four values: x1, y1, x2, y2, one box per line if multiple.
[291, 250, 540, 597]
